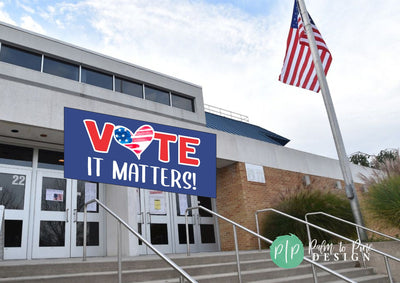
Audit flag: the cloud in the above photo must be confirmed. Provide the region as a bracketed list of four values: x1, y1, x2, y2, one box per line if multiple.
[0, 2, 17, 25]
[20, 15, 46, 34]
[17, 1, 35, 14]
[6, 0, 399, 158]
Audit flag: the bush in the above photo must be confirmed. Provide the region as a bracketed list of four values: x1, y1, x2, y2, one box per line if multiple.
[262, 188, 357, 245]
[366, 175, 400, 228]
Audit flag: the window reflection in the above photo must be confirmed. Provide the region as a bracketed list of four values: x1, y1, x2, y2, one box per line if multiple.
[200, 224, 216, 243]
[4, 220, 23, 247]
[0, 44, 196, 112]
[76, 222, 99, 246]
[145, 86, 170, 105]
[0, 44, 41, 71]
[198, 196, 213, 217]
[39, 221, 65, 247]
[0, 173, 26, 210]
[76, 181, 98, 213]
[172, 94, 194, 112]
[178, 224, 194, 244]
[43, 57, 79, 81]
[150, 224, 168, 244]
[38, 149, 64, 170]
[81, 67, 112, 90]
[115, 77, 143, 98]
[41, 177, 66, 212]
[0, 143, 33, 167]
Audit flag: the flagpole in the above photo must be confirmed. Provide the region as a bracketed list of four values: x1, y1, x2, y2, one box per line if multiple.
[296, 0, 367, 240]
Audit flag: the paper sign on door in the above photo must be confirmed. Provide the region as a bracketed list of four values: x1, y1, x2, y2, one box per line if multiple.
[46, 189, 64, 202]
[149, 191, 166, 214]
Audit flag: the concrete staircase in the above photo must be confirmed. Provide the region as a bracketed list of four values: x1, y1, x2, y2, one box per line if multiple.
[0, 250, 390, 283]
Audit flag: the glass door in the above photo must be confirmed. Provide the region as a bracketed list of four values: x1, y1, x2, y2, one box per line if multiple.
[0, 166, 32, 259]
[172, 193, 197, 253]
[70, 180, 105, 257]
[194, 196, 219, 252]
[32, 170, 71, 258]
[137, 189, 173, 254]
[172, 195, 219, 253]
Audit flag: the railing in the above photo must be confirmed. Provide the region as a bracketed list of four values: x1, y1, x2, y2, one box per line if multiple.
[305, 211, 400, 281]
[255, 208, 400, 283]
[186, 206, 356, 283]
[0, 205, 4, 260]
[83, 199, 197, 283]
[204, 104, 249, 122]
[305, 211, 400, 244]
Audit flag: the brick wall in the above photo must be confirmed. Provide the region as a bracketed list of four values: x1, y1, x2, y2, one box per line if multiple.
[215, 162, 377, 251]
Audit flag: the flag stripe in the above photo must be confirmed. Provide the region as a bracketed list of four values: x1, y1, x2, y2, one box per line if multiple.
[279, 1, 332, 93]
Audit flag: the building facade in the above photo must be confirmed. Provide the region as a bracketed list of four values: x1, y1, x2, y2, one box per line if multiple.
[0, 22, 373, 260]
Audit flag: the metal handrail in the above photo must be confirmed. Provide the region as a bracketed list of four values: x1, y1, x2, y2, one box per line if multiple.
[186, 206, 357, 283]
[305, 211, 400, 282]
[83, 199, 197, 283]
[255, 208, 400, 283]
[305, 211, 400, 243]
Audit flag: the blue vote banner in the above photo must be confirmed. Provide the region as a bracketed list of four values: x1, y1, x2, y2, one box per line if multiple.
[64, 107, 216, 198]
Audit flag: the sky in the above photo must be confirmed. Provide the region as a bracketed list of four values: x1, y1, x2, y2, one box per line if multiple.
[0, 0, 399, 159]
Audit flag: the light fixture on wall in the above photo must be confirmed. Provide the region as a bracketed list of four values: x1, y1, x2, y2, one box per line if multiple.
[303, 175, 311, 186]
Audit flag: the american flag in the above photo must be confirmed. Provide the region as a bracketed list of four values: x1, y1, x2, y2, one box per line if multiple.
[114, 125, 154, 159]
[279, 1, 332, 92]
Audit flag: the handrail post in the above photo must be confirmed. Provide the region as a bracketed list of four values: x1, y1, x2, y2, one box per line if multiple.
[305, 215, 318, 283]
[384, 256, 394, 283]
[117, 221, 122, 283]
[355, 226, 367, 268]
[255, 212, 261, 251]
[185, 211, 191, 256]
[233, 225, 242, 283]
[83, 204, 88, 261]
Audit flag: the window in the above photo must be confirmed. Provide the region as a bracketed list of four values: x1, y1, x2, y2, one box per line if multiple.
[0, 44, 41, 71]
[115, 77, 143, 98]
[145, 86, 170, 105]
[172, 94, 194, 112]
[43, 56, 79, 81]
[38, 149, 64, 170]
[0, 144, 33, 167]
[81, 67, 112, 90]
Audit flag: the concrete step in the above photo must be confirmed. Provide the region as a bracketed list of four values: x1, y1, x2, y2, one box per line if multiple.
[0, 250, 269, 279]
[248, 267, 375, 282]
[249, 269, 389, 283]
[141, 261, 363, 283]
[0, 250, 390, 283]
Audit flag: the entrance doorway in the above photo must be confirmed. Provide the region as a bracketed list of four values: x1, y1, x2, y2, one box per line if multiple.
[0, 166, 32, 259]
[136, 189, 219, 254]
[32, 170, 105, 258]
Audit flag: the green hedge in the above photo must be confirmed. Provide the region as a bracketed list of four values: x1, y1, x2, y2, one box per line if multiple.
[262, 188, 357, 245]
[366, 175, 400, 228]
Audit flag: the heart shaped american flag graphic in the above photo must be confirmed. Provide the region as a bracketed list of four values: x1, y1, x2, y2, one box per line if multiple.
[113, 125, 155, 160]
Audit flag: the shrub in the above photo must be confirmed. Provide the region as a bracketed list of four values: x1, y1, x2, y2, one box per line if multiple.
[262, 188, 357, 245]
[366, 175, 400, 228]
[360, 150, 400, 187]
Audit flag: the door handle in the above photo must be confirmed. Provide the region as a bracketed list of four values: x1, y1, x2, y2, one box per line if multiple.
[138, 212, 144, 223]
[66, 208, 69, 223]
[73, 209, 77, 223]
[146, 212, 151, 223]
